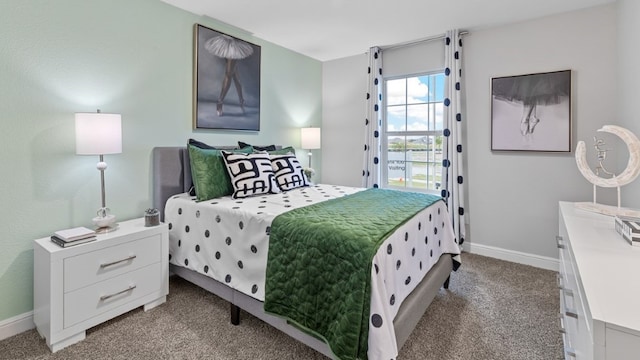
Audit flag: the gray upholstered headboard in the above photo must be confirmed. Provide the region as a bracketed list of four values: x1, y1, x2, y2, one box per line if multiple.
[151, 145, 281, 221]
[152, 147, 192, 221]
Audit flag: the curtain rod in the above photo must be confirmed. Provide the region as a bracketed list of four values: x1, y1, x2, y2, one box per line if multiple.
[381, 30, 469, 51]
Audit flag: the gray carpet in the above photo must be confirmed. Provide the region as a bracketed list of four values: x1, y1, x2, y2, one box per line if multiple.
[0, 253, 563, 360]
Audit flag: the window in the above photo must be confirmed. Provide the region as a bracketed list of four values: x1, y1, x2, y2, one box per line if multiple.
[383, 72, 445, 193]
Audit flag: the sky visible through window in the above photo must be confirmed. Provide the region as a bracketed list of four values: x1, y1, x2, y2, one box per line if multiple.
[386, 74, 444, 132]
[384, 72, 445, 192]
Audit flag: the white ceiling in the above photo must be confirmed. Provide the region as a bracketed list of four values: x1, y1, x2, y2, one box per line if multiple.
[161, 0, 615, 61]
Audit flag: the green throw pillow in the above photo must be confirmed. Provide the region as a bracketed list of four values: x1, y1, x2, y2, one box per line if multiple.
[188, 144, 253, 201]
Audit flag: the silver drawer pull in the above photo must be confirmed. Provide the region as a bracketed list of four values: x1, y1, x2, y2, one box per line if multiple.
[100, 285, 136, 301]
[563, 288, 574, 297]
[557, 274, 564, 289]
[100, 255, 137, 268]
[556, 235, 563, 241]
[559, 314, 566, 334]
[565, 347, 576, 358]
[566, 309, 578, 319]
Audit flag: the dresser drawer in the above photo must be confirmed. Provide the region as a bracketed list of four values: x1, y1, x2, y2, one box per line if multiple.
[560, 289, 576, 351]
[558, 234, 589, 359]
[566, 265, 594, 359]
[63, 262, 162, 328]
[64, 234, 162, 292]
[558, 237, 577, 294]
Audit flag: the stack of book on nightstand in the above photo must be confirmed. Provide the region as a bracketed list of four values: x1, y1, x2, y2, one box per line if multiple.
[50, 227, 97, 247]
[614, 215, 640, 246]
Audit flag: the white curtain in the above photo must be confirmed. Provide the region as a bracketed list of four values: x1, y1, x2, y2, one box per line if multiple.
[362, 47, 383, 188]
[442, 30, 466, 249]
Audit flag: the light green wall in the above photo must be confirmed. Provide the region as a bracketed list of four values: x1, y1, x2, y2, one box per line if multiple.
[0, 0, 322, 322]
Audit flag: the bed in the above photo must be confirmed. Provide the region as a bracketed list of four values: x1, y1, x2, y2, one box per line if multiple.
[152, 145, 461, 360]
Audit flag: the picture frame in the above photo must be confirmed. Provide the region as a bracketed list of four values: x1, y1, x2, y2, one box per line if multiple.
[491, 70, 571, 152]
[193, 24, 261, 131]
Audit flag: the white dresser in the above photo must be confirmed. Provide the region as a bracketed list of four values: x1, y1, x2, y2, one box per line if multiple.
[558, 202, 640, 359]
[33, 218, 169, 352]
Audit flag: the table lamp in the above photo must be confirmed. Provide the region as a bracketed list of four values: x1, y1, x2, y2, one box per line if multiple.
[300, 127, 321, 168]
[75, 110, 122, 233]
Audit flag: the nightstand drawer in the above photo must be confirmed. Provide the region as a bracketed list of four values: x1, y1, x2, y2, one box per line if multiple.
[63, 262, 162, 328]
[64, 234, 162, 292]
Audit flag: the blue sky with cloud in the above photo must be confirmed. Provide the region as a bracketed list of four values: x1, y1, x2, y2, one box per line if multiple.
[386, 74, 444, 132]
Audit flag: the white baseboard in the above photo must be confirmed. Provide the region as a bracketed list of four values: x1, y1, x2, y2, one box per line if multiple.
[0, 311, 35, 341]
[463, 242, 559, 272]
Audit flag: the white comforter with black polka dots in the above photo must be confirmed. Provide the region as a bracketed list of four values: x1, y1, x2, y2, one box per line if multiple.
[165, 184, 460, 360]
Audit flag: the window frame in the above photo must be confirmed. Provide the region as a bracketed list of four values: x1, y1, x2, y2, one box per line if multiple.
[381, 70, 445, 194]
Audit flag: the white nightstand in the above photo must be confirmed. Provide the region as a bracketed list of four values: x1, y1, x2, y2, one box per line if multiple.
[33, 218, 169, 353]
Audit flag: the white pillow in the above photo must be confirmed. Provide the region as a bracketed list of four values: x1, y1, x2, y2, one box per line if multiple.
[270, 154, 310, 191]
[221, 151, 281, 198]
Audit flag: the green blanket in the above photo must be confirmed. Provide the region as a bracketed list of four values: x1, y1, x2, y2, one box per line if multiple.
[264, 188, 442, 360]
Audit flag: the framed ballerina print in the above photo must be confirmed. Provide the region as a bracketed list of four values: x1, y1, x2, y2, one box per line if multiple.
[193, 24, 261, 131]
[491, 70, 571, 152]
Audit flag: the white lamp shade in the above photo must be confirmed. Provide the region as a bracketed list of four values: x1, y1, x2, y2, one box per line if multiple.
[301, 127, 321, 150]
[75, 112, 122, 155]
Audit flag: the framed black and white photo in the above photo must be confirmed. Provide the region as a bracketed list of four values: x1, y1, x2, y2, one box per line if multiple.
[491, 70, 571, 152]
[193, 24, 261, 131]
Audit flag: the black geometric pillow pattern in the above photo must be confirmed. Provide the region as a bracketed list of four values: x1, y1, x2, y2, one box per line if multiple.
[221, 151, 281, 198]
[270, 154, 309, 191]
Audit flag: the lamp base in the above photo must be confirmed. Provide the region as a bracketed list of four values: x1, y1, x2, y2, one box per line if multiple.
[93, 214, 118, 233]
[95, 224, 119, 234]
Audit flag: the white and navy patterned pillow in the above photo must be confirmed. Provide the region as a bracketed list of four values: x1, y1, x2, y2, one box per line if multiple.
[221, 151, 281, 198]
[270, 154, 309, 191]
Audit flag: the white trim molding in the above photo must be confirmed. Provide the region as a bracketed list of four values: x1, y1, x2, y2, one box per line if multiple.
[463, 242, 559, 272]
[0, 311, 34, 341]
